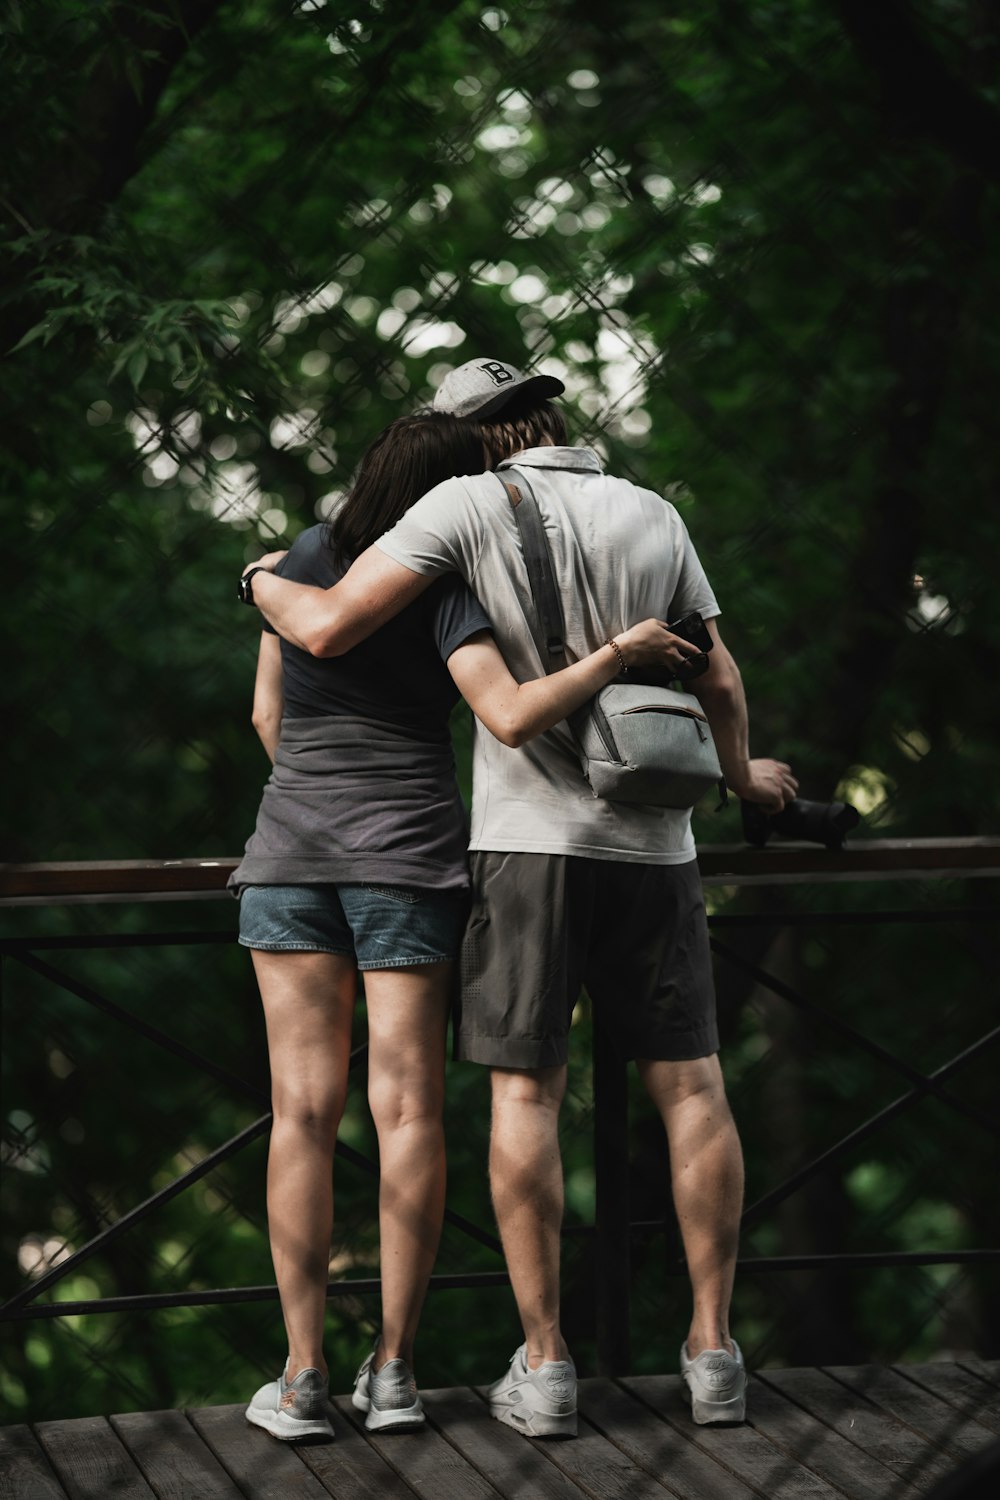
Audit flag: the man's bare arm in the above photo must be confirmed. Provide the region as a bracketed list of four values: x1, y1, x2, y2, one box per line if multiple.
[690, 619, 798, 812]
[248, 545, 435, 656]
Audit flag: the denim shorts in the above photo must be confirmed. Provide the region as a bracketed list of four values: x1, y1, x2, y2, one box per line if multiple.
[238, 882, 470, 970]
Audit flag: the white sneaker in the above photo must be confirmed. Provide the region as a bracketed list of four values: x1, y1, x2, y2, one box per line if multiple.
[245, 1360, 334, 1441]
[680, 1340, 747, 1425]
[352, 1348, 425, 1432]
[488, 1343, 577, 1438]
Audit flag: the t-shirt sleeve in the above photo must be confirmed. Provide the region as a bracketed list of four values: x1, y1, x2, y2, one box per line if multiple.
[666, 510, 721, 623]
[374, 478, 483, 584]
[429, 575, 493, 661]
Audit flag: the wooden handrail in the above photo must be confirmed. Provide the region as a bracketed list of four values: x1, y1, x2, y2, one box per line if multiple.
[1, 838, 999, 903]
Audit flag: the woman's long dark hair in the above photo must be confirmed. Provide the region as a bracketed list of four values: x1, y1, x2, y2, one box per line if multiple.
[327, 411, 484, 565]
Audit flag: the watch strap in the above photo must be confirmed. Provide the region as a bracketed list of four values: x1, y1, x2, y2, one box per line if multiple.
[239, 565, 268, 606]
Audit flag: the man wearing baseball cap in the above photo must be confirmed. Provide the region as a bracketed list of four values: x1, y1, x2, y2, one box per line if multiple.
[241, 358, 796, 1435]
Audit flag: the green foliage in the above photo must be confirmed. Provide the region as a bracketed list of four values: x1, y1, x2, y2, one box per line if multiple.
[3, 0, 998, 1420]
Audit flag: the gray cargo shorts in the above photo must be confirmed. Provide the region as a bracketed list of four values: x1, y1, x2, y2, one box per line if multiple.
[456, 852, 719, 1069]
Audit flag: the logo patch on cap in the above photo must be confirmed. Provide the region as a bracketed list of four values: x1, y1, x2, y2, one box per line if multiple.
[480, 361, 514, 386]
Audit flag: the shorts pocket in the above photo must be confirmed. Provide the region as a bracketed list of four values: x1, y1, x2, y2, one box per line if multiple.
[362, 883, 423, 905]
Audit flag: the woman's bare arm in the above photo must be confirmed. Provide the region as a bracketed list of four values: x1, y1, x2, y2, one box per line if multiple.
[446, 621, 704, 748]
[251, 632, 284, 763]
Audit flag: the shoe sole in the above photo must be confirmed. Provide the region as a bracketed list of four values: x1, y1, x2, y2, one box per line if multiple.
[246, 1406, 334, 1442]
[364, 1401, 425, 1432]
[685, 1384, 748, 1426]
[490, 1402, 578, 1438]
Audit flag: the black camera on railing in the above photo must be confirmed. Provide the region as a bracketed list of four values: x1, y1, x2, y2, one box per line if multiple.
[741, 797, 860, 851]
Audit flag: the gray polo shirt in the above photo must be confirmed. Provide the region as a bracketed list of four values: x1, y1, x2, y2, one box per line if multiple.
[375, 446, 720, 864]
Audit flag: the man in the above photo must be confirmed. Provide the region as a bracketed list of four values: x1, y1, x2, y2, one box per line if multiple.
[239, 358, 797, 1435]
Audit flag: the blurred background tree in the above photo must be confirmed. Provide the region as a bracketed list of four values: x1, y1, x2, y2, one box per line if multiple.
[2, 0, 997, 1421]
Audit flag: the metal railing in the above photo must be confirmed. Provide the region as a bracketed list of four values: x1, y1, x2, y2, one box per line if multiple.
[2, 838, 998, 1377]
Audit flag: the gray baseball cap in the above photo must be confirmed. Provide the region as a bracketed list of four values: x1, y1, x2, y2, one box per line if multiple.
[432, 358, 565, 418]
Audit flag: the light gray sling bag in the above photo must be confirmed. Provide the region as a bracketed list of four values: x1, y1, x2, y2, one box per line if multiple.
[496, 466, 724, 810]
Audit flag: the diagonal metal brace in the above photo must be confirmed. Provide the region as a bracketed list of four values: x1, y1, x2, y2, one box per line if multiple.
[740, 1025, 1000, 1228]
[710, 937, 1000, 1138]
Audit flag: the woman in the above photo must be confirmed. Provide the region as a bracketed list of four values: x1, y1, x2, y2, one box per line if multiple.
[236, 411, 689, 1442]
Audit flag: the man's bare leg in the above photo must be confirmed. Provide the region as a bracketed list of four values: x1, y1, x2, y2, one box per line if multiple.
[489, 1064, 570, 1368]
[638, 1053, 744, 1356]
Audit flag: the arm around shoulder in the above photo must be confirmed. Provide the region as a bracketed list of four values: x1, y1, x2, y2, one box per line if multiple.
[252, 544, 435, 656]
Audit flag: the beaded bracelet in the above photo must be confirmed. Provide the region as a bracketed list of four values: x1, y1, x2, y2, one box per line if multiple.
[605, 637, 628, 674]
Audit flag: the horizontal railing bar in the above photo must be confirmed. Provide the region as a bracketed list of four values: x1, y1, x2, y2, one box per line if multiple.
[0, 932, 235, 952]
[0, 1271, 513, 1321]
[710, 939, 1000, 1138]
[6, 1249, 993, 1322]
[4, 908, 996, 953]
[3, 839, 999, 903]
[708, 909, 998, 928]
[663, 1250, 999, 1273]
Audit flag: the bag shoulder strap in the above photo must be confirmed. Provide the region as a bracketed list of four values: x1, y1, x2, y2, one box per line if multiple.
[495, 467, 566, 674]
[495, 466, 615, 758]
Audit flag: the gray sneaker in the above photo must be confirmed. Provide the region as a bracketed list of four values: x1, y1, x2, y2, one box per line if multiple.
[352, 1348, 425, 1432]
[246, 1360, 334, 1441]
[680, 1339, 747, 1425]
[488, 1343, 577, 1438]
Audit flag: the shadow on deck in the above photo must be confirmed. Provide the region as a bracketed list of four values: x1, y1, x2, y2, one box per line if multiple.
[2, 1359, 998, 1500]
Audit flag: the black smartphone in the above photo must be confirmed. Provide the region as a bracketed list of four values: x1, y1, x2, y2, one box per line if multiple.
[668, 610, 713, 654]
[668, 610, 712, 680]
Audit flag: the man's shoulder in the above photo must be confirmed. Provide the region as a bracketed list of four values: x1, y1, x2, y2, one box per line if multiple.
[397, 472, 503, 533]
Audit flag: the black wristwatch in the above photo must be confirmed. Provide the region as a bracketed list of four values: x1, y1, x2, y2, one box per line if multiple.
[238, 566, 268, 606]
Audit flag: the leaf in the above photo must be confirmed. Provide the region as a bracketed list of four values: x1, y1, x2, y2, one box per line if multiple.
[128, 348, 149, 388]
[9, 320, 50, 353]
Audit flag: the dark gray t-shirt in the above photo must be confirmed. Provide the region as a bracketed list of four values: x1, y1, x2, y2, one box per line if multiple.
[233, 525, 492, 893]
[263, 525, 490, 739]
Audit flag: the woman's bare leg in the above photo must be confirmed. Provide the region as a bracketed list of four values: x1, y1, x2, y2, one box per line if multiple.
[253, 949, 357, 1380]
[363, 962, 451, 1370]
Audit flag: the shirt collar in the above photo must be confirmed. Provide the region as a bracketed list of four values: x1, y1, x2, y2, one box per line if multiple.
[497, 445, 604, 475]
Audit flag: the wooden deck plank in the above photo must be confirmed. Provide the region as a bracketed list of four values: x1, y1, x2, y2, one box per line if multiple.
[759, 1368, 956, 1489]
[422, 1387, 589, 1498]
[622, 1373, 848, 1500]
[295, 1400, 422, 1500]
[0, 1425, 70, 1500]
[742, 1373, 925, 1500]
[470, 1383, 681, 1500]
[189, 1403, 331, 1499]
[331, 1394, 503, 1500]
[898, 1363, 1000, 1436]
[576, 1375, 757, 1500]
[958, 1357, 1000, 1389]
[110, 1410, 245, 1500]
[32, 1417, 158, 1500]
[470, 1380, 689, 1500]
[827, 1364, 996, 1461]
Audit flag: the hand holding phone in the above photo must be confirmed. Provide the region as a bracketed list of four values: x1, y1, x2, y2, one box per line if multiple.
[668, 610, 713, 680]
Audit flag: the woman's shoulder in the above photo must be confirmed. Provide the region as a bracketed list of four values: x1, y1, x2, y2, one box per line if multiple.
[281, 524, 344, 585]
